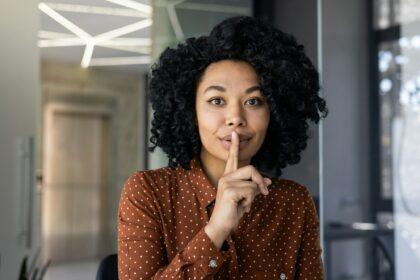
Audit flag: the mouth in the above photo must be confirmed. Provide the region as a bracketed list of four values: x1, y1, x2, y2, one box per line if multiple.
[225, 139, 250, 142]
[219, 137, 251, 150]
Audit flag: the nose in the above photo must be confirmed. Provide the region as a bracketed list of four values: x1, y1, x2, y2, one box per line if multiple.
[225, 103, 246, 127]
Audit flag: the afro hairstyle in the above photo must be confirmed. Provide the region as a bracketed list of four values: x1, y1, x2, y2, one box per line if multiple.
[148, 15, 329, 176]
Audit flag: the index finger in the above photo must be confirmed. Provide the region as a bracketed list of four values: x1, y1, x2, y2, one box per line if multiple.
[223, 131, 239, 175]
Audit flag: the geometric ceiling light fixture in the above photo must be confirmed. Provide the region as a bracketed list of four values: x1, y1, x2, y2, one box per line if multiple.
[39, 0, 250, 68]
[153, 0, 252, 43]
[41, 2, 149, 18]
[38, 1, 152, 67]
[104, 0, 152, 15]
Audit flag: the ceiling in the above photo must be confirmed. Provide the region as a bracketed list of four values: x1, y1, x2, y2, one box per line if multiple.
[39, 0, 152, 74]
[38, 0, 252, 74]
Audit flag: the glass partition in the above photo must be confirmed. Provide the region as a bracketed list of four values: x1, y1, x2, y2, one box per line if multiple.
[372, 0, 420, 279]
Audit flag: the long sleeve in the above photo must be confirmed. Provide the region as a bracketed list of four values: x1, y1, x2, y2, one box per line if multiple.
[117, 171, 231, 280]
[294, 188, 324, 279]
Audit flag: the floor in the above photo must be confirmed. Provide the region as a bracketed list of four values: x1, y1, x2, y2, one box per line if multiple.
[43, 259, 101, 280]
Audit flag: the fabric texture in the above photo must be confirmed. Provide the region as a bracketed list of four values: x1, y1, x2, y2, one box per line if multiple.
[118, 154, 324, 279]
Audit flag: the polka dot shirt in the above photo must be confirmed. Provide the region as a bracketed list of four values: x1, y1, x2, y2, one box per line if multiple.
[118, 154, 324, 279]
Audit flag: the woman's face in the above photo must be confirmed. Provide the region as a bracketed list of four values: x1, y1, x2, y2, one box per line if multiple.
[195, 59, 271, 164]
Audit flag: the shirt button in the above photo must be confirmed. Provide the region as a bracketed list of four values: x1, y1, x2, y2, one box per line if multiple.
[209, 259, 217, 268]
[280, 273, 286, 280]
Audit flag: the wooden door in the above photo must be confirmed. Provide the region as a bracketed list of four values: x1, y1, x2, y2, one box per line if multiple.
[43, 103, 112, 262]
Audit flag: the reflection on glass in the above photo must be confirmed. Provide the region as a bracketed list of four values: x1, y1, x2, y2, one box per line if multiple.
[393, 30, 420, 276]
[375, 1, 420, 277]
[378, 40, 401, 199]
[378, 3, 420, 278]
[374, 0, 420, 30]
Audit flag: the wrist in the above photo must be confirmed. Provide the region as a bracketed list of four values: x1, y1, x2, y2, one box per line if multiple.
[204, 223, 229, 251]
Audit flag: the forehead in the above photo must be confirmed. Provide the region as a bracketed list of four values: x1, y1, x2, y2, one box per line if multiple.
[198, 60, 259, 87]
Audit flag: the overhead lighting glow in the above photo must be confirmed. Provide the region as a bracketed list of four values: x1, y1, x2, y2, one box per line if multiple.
[38, 30, 75, 39]
[89, 56, 152, 66]
[104, 0, 152, 15]
[38, 38, 85, 47]
[98, 38, 151, 46]
[156, 1, 251, 14]
[38, 3, 92, 42]
[39, 37, 151, 48]
[81, 43, 95, 68]
[166, 4, 183, 40]
[95, 19, 152, 42]
[97, 44, 150, 55]
[41, 2, 148, 18]
[38, 1, 153, 67]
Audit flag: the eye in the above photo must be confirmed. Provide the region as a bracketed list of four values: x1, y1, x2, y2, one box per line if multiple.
[208, 97, 224, 106]
[207, 97, 264, 106]
[246, 98, 264, 106]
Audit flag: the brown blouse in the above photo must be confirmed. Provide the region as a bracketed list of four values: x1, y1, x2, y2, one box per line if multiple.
[118, 154, 324, 279]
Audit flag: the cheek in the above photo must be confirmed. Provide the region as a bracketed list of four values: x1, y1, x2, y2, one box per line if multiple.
[250, 108, 270, 130]
[196, 107, 223, 130]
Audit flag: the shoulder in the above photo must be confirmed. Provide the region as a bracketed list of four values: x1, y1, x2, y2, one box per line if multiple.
[269, 177, 312, 197]
[120, 166, 176, 199]
[268, 177, 317, 211]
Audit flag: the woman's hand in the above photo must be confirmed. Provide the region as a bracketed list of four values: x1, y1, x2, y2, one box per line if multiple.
[204, 131, 272, 248]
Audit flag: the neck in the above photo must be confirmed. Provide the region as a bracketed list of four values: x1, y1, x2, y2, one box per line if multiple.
[199, 150, 250, 189]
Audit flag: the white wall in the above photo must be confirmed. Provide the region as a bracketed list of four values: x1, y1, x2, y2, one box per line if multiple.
[0, 0, 41, 279]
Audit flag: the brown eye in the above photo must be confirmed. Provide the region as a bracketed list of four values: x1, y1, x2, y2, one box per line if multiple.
[207, 97, 264, 106]
[246, 98, 264, 106]
[208, 98, 224, 106]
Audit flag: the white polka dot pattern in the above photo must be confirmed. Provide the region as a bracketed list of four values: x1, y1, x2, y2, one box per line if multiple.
[117, 154, 324, 279]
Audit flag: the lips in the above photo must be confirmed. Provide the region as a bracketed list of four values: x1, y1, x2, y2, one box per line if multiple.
[219, 138, 250, 150]
[220, 134, 252, 141]
[224, 139, 249, 142]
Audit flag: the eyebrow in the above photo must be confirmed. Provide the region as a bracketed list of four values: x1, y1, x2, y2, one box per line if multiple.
[203, 85, 261, 94]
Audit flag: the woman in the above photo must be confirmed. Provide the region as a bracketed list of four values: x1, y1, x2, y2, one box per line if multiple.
[118, 15, 328, 279]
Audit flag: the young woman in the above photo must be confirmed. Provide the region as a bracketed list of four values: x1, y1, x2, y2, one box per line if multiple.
[118, 16, 328, 279]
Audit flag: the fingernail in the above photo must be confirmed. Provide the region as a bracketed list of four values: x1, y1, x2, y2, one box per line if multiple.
[264, 178, 271, 185]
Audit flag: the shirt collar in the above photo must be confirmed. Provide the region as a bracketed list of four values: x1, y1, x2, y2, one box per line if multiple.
[183, 154, 217, 209]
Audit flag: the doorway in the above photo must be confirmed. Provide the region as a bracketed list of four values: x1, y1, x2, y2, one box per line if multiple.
[42, 101, 113, 263]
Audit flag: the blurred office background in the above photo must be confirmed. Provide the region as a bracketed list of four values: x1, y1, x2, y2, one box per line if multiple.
[1, 0, 419, 279]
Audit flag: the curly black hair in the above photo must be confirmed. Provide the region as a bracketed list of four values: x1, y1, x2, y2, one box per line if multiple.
[148, 15, 328, 176]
